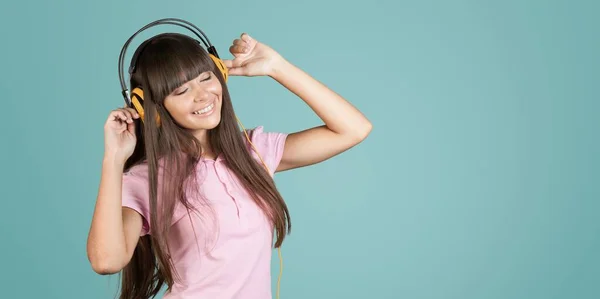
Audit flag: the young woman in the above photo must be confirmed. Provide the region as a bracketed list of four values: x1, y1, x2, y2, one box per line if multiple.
[87, 30, 372, 299]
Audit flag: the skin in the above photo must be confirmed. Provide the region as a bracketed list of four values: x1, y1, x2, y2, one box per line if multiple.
[224, 33, 373, 171]
[163, 70, 223, 158]
[87, 33, 372, 274]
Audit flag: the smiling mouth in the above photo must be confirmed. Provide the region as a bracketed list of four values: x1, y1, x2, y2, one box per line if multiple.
[192, 102, 215, 115]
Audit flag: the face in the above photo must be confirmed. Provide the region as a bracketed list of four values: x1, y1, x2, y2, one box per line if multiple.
[163, 71, 222, 140]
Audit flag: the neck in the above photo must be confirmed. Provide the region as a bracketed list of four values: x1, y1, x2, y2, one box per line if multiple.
[193, 129, 216, 160]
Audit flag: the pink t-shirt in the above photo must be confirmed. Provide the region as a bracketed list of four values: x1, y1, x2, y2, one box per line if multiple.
[121, 126, 287, 299]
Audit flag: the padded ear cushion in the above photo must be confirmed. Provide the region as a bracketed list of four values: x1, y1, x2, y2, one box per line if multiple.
[209, 54, 228, 82]
[131, 87, 160, 125]
[131, 87, 145, 119]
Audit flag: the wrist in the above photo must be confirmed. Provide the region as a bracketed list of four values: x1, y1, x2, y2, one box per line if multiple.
[268, 56, 292, 80]
[103, 153, 127, 169]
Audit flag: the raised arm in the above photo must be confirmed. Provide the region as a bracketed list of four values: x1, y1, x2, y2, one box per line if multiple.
[269, 59, 372, 172]
[223, 33, 372, 172]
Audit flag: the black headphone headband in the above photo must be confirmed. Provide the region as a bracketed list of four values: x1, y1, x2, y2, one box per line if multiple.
[118, 18, 219, 106]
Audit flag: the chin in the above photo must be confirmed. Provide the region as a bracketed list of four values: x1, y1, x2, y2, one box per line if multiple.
[203, 115, 222, 130]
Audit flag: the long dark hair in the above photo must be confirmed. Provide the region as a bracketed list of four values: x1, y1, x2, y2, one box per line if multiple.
[118, 33, 291, 299]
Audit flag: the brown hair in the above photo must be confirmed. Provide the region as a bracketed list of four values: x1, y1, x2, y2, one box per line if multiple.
[118, 33, 291, 299]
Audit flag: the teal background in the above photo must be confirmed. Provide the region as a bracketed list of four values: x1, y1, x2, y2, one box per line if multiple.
[1, 0, 598, 298]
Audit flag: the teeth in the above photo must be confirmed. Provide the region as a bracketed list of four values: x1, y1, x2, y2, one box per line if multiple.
[193, 103, 214, 115]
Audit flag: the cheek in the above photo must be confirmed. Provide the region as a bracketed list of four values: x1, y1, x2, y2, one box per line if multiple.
[208, 80, 223, 95]
[164, 99, 190, 122]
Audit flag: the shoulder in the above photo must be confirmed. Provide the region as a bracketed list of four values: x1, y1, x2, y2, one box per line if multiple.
[242, 126, 288, 175]
[122, 163, 149, 192]
[121, 162, 151, 235]
[124, 161, 149, 177]
[122, 163, 150, 194]
[243, 125, 287, 147]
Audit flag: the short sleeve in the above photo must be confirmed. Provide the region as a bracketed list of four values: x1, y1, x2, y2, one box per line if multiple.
[244, 126, 288, 176]
[122, 173, 151, 236]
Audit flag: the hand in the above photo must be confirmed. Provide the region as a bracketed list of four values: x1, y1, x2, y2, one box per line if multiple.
[103, 107, 140, 164]
[223, 33, 285, 77]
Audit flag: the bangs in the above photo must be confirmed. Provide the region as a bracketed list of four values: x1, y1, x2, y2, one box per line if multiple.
[138, 33, 214, 102]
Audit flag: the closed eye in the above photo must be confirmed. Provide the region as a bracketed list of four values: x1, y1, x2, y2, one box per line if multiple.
[173, 73, 211, 95]
[201, 74, 212, 82]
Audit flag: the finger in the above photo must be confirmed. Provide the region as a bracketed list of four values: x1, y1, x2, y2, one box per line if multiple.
[241, 33, 252, 42]
[127, 120, 136, 135]
[120, 107, 140, 122]
[227, 67, 247, 76]
[123, 107, 140, 118]
[233, 39, 246, 47]
[110, 110, 127, 122]
[223, 58, 242, 69]
[229, 44, 249, 54]
[119, 106, 139, 118]
[116, 120, 127, 132]
[232, 40, 249, 52]
[119, 109, 135, 123]
[112, 109, 133, 123]
[108, 116, 127, 131]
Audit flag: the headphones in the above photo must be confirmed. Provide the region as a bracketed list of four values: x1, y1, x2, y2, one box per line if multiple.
[118, 18, 229, 124]
[116, 18, 285, 299]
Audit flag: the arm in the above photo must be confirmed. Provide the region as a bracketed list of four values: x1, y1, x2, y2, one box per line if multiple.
[223, 33, 372, 172]
[86, 156, 143, 275]
[269, 59, 372, 172]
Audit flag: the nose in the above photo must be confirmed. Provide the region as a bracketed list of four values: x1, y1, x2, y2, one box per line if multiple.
[192, 86, 211, 102]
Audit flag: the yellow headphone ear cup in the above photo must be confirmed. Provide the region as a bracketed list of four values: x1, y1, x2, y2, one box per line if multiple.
[131, 87, 145, 120]
[131, 87, 161, 125]
[209, 54, 228, 82]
